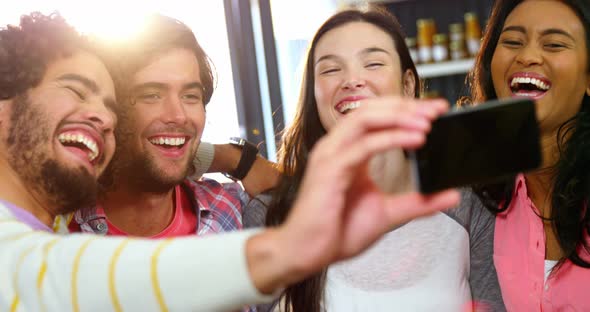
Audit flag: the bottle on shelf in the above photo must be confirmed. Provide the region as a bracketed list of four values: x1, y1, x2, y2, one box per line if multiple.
[417, 18, 436, 64]
[421, 90, 441, 99]
[432, 33, 449, 63]
[465, 12, 482, 57]
[450, 40, 468, 60]
[449, 23, 467, 60]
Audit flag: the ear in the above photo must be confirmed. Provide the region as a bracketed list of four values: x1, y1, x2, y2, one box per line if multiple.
[402, 69, 417, 98]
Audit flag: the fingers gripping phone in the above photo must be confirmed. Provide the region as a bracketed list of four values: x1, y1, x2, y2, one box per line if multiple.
[409, 98, 542, 194]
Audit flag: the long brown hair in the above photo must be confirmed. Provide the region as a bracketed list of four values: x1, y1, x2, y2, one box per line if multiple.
[466, 0, 590, 269]
[265, 7, 419, 311]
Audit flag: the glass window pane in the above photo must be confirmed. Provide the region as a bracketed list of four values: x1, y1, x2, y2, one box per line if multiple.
[270, 0, 339, 126]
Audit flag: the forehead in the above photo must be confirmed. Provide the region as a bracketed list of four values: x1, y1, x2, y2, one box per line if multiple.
[132, 48, 201, 86]
[507, 0, 585, 36]
[314, 21, 397, 61]
[42, 51, 115, 97]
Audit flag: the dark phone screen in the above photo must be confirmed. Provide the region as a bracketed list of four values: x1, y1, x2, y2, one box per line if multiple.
[413, 98, 541, 193]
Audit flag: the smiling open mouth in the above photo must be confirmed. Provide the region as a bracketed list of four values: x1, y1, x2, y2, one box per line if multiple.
[510, 76, 551, 97]
[58, 132, 99, 163]
[148, 136, 188, 149]
[337, 101, 362, 114]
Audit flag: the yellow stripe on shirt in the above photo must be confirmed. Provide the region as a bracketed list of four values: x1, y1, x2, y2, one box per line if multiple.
[9, 296, 19, 312]
[72, 238, 97, 312]
[151, 239, 174, 312]
[109, 240, 130, 312]
[11, 245, 36, 312]
[37, 239, 59, 312]
[52, 215, 62, 233]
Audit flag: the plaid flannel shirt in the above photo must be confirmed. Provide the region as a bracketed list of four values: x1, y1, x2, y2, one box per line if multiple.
[70, 177, 248, 236]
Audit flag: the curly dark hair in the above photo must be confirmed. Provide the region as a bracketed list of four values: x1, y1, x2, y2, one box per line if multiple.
[0, 12, 88, 100]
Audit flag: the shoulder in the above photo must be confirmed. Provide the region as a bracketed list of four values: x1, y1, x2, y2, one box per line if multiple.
[183, 178, 248, 212]
[0, 202, 14, 218]
[444, 188, 494, 233]
[185, 177, 242, 194]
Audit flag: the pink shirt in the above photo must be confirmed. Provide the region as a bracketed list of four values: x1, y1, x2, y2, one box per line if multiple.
[494, 174, 590, 311]
[105, 185, 197, 238]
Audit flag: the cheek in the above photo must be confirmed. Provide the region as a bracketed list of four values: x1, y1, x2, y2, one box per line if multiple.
[490, 52, 506, 96]
[376, 73, 403, 96]
[192, 105, 206, 132]
[314, 79, 333, 108]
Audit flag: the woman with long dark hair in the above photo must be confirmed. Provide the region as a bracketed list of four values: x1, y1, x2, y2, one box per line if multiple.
[266, 7, 503, 312]
[466, 0, 590, 309]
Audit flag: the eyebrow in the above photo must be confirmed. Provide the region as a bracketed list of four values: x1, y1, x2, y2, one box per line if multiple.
[315, 46, 391, 66]
[132, 81, 205, 93]
[360, 47, 391, 56]
[58, 73, 116, 113]
[57, 74, 99, 93]
[502, 26, 575, 41]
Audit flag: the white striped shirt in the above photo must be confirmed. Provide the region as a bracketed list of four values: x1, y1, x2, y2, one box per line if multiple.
[0, 201, 272, 311]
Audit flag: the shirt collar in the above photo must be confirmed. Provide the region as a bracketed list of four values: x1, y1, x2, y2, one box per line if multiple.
[0, 199, 52, 232]
[180, 180, 212, 214]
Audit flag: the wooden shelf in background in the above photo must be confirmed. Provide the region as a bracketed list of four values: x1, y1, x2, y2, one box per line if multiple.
[417, 59, 475, 78]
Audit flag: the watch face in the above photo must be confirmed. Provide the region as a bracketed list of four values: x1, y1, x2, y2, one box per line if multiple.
[230, 137, 245, 147]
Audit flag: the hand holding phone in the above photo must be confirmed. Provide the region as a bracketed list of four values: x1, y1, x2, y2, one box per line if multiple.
[409, 97, 541, 193]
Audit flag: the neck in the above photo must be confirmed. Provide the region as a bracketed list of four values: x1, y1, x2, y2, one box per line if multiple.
[369, 149, 414, 194]
[524, 131, 560, 217]
[0, 157, 55, 227]
[101, 182, 177, 237]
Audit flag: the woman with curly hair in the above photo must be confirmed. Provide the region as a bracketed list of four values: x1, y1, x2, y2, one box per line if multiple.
[466, 0, 590, 309]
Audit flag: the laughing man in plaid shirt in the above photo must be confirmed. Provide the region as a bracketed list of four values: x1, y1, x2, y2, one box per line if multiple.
[68, 15, 278, 248]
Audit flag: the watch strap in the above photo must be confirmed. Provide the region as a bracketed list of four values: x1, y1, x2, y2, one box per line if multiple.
[229, 138, 259, 180]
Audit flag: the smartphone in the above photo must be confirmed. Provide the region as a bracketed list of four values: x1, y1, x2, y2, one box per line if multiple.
[409, 97, 542, 194]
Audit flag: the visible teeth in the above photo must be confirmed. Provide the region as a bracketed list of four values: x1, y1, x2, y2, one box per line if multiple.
[510, 77, 550, 90]
[57, 132, 100, 162]
[149, 137, 186, 147]
[338, 101, 362, 113]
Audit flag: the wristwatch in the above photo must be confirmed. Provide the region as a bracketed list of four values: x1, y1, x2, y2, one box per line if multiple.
[224, 137, 259, 180]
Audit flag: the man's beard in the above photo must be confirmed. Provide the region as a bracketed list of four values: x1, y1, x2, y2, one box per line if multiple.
[100, 111, 194, 194]
[6, 94, 99, 215]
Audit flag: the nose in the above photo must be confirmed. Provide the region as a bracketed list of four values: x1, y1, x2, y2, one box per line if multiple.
[162, 95, 188, 125]
[342, 70, 366, 90]
[83, 99, 116, 133]
[516, 43, 543, 67]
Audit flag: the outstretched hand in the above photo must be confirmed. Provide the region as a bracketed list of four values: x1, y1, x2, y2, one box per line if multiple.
[247, 96, 460, 293]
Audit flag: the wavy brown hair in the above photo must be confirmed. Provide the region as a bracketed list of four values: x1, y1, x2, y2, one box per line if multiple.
[265, 7, 419, 311]
[464, 0, 590, 269]
[95, 14, 215, 106]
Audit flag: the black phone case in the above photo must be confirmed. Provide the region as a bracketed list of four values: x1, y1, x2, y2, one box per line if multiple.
[410, 97, 542, 193]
